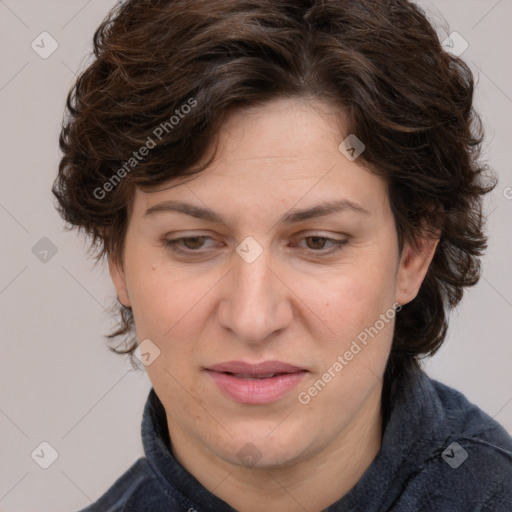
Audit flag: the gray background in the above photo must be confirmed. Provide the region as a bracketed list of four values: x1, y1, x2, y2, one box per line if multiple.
[0, 1, 511, 510]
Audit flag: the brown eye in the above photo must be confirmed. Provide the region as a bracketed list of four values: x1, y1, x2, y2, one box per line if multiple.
[297, 235, 348, 253]
[164, 236, 211, 253]
[304, 236, 329, 250]
[180, 236, 207, 249]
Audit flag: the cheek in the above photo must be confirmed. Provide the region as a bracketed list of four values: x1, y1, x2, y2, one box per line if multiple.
[126, 254, 220, 351]
[303, 258, 397, 343]
[124, 251, 184, 339]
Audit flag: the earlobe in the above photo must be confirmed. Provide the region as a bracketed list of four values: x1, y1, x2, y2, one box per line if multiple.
[108, 257, 132, 308]
[396, 235, 439, 307]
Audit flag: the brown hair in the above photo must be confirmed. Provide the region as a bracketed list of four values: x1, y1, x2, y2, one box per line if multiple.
[52, 0, 495, 380]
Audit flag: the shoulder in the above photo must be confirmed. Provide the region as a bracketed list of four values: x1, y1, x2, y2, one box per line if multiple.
[428, 375, 512, 456]
[410, 373, 512, 511]
[75, 458, 176, 512]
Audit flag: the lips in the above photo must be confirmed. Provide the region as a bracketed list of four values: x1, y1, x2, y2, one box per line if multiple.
[205, 360, 307, 405]
[208, 360, 305, 374]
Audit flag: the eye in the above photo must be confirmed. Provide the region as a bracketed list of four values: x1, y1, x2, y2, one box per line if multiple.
[295, 235, 348, 253]
[163, 234, 348, 257]
[164, 236, 212, 253]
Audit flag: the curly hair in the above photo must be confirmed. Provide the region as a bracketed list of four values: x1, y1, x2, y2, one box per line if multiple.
[52, 0, 495, 381]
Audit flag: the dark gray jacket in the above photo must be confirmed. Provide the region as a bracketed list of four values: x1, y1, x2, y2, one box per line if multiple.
[79, 364, 512, 511]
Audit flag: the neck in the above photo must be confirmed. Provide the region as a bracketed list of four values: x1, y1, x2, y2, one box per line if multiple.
[167, 383, 383, 512]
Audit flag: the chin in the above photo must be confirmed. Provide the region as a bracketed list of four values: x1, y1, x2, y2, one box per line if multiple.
[214, 423, 313, 469]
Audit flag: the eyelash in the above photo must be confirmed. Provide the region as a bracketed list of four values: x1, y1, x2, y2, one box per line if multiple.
[163, 235, 348, 256]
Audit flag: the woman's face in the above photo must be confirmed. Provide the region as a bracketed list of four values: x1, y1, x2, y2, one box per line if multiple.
[110, 97, 432, 470]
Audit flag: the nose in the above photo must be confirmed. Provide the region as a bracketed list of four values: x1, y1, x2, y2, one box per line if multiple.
[216, 243, 293, 344]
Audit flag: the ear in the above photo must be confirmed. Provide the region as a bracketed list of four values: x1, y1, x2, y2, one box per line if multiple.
[108, 257, 132, 308]
[396, 234, 439, 306]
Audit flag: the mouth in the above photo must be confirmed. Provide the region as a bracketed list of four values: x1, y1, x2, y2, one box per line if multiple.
[222, 372, 290, 379]
[205, 360, 308, 405]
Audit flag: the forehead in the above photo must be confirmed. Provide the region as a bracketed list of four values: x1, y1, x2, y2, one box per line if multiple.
[132, 97, 389, 221]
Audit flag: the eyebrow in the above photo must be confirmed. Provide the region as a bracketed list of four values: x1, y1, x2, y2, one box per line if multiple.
[143, 199, 370, 225]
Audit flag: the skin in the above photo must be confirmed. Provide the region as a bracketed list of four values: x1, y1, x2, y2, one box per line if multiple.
[109, 97, 438, 511]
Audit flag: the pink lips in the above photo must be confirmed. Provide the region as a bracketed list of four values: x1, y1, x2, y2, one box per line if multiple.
[205, 360, 307, 405]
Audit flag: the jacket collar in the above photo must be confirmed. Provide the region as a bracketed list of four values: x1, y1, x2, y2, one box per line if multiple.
[141, 363, 444, 511]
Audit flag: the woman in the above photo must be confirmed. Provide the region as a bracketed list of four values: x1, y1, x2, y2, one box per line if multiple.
[52, 0, 512, 510]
